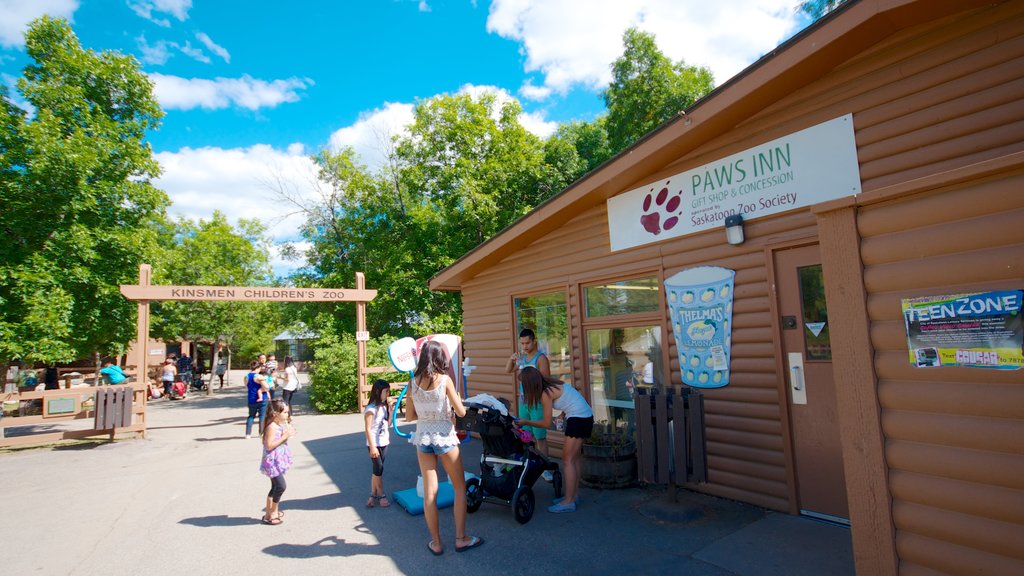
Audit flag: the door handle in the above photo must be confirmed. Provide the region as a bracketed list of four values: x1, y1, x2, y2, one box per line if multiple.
[787, 352, 807, 405]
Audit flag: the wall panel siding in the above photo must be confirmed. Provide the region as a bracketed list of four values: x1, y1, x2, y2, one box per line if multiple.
[857, 159, 1024, 572]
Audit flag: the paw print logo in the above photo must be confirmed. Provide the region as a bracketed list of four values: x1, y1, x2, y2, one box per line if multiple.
[639, 182, 682, 235]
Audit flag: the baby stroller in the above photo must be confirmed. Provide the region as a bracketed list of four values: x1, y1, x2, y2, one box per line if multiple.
[457, 401, 562, 524]
[190, 370, 208, 392]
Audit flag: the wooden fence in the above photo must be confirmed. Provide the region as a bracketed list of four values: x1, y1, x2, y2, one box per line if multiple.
[1, 369, 147, 448]
[634, 387, 708, 485]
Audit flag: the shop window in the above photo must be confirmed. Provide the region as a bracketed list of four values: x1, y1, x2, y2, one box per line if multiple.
[584, 277, 660, 318]
[513, 291, 571, 385]
[799, 265, 832, 361]
[586, 326, 662, 435]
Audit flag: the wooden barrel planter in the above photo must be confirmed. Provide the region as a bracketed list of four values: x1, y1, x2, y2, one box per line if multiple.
[581, 436, 637, 488]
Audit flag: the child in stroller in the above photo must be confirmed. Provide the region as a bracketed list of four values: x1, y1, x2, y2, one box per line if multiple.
[457, 399, 562, 524]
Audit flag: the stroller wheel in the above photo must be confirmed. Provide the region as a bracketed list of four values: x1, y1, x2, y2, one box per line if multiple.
[512, 486, 535, 524]
[552, 470, 563, 499]
[466, 477, 483, 513]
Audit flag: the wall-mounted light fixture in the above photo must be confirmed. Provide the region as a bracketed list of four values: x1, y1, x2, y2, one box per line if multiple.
[725, 214, 745, 245]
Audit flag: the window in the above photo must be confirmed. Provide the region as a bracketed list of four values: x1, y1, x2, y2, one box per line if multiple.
[798, 265, 831, 361]
[584, 277, 660, 318]
[513, 290, 571, 384]
[581, 275, 664, 435]
[586, 326, 662, 435]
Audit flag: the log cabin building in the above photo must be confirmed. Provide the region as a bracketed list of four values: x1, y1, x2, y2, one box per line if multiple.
[429, 1, 1024, 574]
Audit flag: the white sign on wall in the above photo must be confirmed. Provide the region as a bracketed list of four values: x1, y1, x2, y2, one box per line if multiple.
[607, 114, 862, 252]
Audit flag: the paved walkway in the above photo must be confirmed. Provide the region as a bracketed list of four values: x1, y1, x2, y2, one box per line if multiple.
[0, 372, 854, 575]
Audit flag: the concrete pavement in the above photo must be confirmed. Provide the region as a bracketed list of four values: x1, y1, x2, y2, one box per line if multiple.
[0, 372, 854, 575]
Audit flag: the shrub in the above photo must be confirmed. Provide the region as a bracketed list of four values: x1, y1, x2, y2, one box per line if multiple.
[307, 333, 405, 414]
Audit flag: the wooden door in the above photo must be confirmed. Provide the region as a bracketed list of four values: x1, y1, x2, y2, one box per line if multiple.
[775, 244, 849, 522]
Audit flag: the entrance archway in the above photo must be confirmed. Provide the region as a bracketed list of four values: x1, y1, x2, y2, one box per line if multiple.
[120, 264, 378, 436]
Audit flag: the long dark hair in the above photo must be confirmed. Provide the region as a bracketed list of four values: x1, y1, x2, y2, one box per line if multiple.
[284, 356, 294, 368]
[519, 366, 562, 407]
[264, 399, 289, 436]
[368, 379, 390, 421]
[413, 340, 449, 386]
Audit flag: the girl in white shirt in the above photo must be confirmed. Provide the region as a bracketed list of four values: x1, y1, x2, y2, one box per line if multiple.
[364, 379, 392, 508]
[281, 356, 300, 413]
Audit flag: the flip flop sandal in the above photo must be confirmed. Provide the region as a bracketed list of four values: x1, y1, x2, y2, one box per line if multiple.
[427, 541, 444, 556]
[455, 536, 484, 553]
[261, 516, 282, 526]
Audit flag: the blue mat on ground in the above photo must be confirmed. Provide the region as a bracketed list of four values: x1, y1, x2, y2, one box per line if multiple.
[393, 482, 455, 516]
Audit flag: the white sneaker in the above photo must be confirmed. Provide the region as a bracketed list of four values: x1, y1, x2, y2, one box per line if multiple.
[244, 434, 250, 439]
[542, 470, 553, 482]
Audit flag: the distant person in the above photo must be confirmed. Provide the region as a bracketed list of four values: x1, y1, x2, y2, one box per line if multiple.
[177, 352, 193, 385]
[160, 358, 177, 398]
[364, 379, 392, 508]
[265, 354, 278, 373]
[281, 356, 300, 413]
[245, 362, 270, 439]
[504, 328, 553, 481]
[215, 354, 227, 389]
[260, 399, 294, 525]
[100, 362, 128, 385]
[410, 340, 483, 555]
[516, 366, 594, 514]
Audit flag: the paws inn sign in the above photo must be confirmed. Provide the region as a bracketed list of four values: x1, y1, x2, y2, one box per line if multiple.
[607, 114, 862, 252]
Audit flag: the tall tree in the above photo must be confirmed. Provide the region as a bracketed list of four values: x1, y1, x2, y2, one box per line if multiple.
[150, 212, 279, 362]
[0, 17, 168, 366]
[603, 28, 715, 153]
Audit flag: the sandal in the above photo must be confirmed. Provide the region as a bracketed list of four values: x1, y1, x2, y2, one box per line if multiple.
[455, 536, 484, 553]
[366, 495, 376, 508]
[261, 516, 282, 526]
[378, 495, 391, 508]
[427, 540, 444, 556]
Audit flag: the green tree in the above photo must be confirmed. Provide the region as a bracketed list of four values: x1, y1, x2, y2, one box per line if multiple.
[151, 212, 280, 364]
[0, 17, 168, 367]
[604, 28, 715, 153]
[542, 118, 612, 191]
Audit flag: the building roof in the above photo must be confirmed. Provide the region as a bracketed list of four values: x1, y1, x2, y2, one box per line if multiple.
[429, 0, 993, 291]
[273, 328, 318, 341]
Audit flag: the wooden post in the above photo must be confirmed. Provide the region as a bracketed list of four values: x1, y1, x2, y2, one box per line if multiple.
[356, 272, 368, 413]
[135, 264, 151, 438]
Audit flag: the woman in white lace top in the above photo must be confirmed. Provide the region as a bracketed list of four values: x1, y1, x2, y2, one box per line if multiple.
[409, 340, 484, 556]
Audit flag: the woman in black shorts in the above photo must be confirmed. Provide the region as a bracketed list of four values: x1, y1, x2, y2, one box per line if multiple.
[516, 367, 594, 514]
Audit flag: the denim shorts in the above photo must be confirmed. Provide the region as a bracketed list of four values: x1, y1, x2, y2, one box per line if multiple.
[416, 443, 456, 455]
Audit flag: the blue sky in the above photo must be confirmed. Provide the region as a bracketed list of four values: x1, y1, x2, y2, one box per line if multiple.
[1, 0, 809, 274]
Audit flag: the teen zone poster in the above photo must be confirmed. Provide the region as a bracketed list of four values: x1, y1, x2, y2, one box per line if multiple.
[902, 290, 1023, 370]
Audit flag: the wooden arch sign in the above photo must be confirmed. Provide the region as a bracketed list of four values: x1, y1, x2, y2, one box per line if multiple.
[119, 264, 378, 436]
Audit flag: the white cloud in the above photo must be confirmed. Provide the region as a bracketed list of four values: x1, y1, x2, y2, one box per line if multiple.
[149, 73, 313, 111]
[195, 31, 230, 63]
[418, 1, 431, 13]
[327, 84, 557, 171]
[518, 80, 551, 102]
[487, 0, 800, 96]
[154, 144, 319, 274]
[136, 34, 173, 64]
[127, 0, 192, 27]
[328, 101, 415, 172]
[0, 0, 78, 48]
[177, 40, 209, 63]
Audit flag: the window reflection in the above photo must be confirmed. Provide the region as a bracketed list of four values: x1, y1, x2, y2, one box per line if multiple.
[586, 326, 662, 435]
[514, 291, 571, 384]
[584, 277, 660, 318]
[798, 265, 832, 361]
